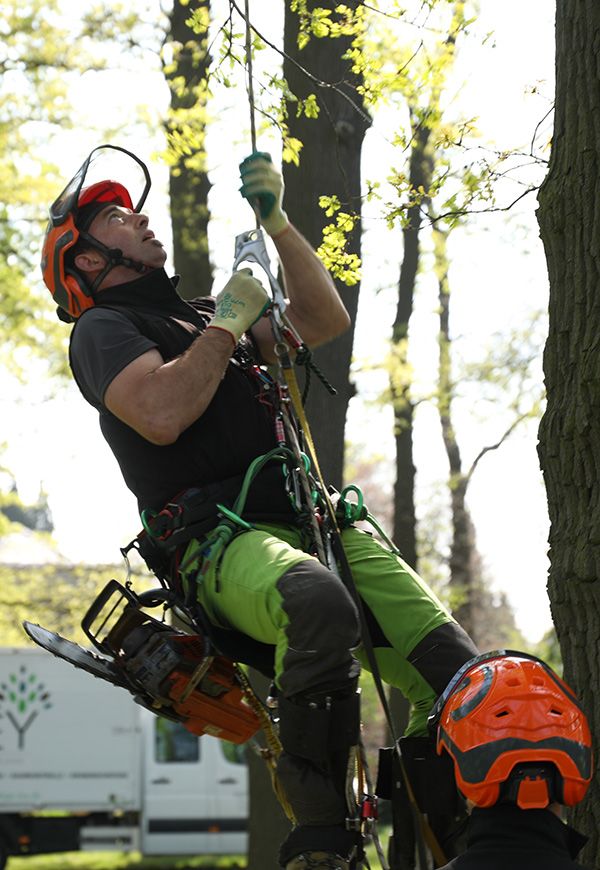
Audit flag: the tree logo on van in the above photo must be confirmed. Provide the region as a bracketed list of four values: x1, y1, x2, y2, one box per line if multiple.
[0, 664, 52, 749]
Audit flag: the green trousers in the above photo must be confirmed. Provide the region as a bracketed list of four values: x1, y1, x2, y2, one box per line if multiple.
[182, 522, 476, 736]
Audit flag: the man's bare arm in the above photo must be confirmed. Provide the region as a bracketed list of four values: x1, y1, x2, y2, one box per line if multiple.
[104, 269, 271, 445]
[250, 224, 351, 362]
[104, 329, 234, 445]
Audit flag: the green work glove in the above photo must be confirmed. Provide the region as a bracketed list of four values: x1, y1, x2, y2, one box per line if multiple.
[239, 151, 289, 237]
[208, 268, 271, 345]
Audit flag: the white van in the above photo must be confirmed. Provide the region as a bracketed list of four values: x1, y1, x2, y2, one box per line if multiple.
[0, 647, 248, 867]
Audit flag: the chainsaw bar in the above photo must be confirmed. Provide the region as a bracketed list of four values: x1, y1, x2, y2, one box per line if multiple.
[22, 621, 127, 689]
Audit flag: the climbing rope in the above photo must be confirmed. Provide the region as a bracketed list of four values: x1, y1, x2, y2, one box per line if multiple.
[234, 664, 297, 824]
[243, 0, 258, 155]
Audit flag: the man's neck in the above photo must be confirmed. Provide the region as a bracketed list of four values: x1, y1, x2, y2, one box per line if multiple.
[95, 263, 156, 292]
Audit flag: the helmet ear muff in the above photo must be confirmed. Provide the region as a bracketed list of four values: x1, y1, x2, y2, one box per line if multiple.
[42, 186, 138, 319]
[41, 215, 96, 319]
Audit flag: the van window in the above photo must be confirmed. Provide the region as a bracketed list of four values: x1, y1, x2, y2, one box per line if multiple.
[220, 740, 248, 765]
[155, 718, 200, 763]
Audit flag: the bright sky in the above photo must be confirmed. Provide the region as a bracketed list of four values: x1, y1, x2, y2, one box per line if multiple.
[3, 1, 556, 642]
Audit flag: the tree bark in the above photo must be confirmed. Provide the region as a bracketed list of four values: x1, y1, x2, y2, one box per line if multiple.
[536, 0, 600, 854]
[165, 0, 213, 297]
[283, 0, 370, 487]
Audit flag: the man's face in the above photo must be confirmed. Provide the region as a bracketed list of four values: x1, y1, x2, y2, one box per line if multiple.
[88, 204, 167, 271]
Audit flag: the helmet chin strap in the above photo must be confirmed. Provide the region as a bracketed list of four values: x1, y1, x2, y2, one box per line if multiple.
[79, 231, 149, 294]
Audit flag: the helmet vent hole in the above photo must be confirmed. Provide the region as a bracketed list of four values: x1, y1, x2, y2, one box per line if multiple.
[495, 709, 510, 718]
[506, 678, 520, 687]
[550, 708, 563, 716]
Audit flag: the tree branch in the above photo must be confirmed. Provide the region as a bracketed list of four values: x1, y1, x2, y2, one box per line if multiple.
[228, 0, 373, 128]
[465, 411, 531, 487]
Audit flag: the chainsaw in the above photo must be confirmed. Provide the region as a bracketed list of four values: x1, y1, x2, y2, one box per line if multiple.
[23, 579, 261, 744]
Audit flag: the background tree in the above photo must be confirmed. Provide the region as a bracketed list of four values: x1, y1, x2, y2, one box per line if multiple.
[366, 0, 469, 566]
[282, 0, 370, 488]
[0, 483, 52, 535]
[536, 0, 600, 854]
[356, 1, 545, 649]
[1, 0, 93, 371]
[432, 218, 542, 642]
[362, 6, 469, 798]
[0, 476, 149, 645]
[163, 0, 214, 296]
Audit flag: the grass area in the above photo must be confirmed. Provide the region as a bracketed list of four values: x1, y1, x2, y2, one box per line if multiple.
[7, 854, 246, 870]
[6, 828, 391, 869]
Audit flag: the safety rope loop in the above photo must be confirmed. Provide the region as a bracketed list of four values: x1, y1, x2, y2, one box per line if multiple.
[177, 445, 299, 586]
[140, 508, 158, 536]
[363, 512, 402, 557]
[338, 484, 368, 526]
[295, 344, 338, 402]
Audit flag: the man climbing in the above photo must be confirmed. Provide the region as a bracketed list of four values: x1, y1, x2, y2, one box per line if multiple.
[429, 650, 593, 869]
[41, 144, 478, 870]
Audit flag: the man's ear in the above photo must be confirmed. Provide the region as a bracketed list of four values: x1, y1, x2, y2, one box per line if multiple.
[73, 250, 105, 274]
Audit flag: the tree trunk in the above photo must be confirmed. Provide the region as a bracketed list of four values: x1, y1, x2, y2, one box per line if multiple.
[536, 0, 600, 855]
[246, 671, 291, 870]
[390, 0, 464, 566]
[434, 223, 480, 641]
[391, 122, 433, 566]
[165, 0, 213, 297]
[283, 0, 370, 487]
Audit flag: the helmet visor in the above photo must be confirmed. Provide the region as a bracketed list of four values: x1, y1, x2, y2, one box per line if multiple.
[49, 144, 151, 227]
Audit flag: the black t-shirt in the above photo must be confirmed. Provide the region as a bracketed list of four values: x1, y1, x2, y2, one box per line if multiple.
[70, 307, 157, 409]
[69, 272, 295, 520]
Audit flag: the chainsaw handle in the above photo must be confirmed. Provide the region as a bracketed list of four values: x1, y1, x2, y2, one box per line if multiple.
[81, 579, 139, 654]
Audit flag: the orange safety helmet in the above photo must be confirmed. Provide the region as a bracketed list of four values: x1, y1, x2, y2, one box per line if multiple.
[428, 650, 593, 810]
[41, 144, 151, 319]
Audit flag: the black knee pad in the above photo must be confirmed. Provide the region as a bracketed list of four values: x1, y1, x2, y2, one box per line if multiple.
[277, 560, 361, 647]
[407, 621, 479, 696]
